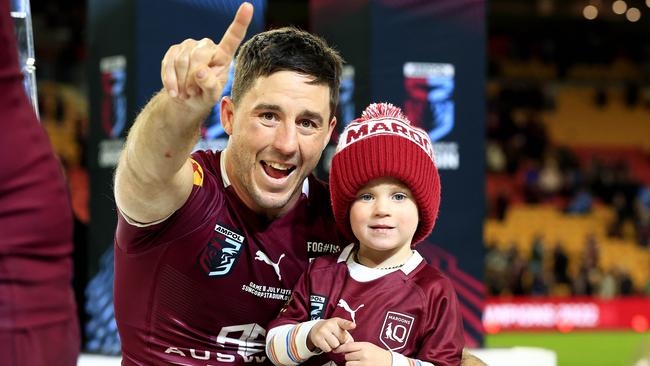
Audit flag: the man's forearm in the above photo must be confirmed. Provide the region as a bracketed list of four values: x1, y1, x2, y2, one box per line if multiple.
[122, 90, 209, 184]
[114, 90, 211, 222]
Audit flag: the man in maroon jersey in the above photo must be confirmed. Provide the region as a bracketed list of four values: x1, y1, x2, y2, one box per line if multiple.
[0, 0, 79, 364]
[114, 2, 485, 365]
[113, 3, 345, 365]
[266, 103, 464, 366]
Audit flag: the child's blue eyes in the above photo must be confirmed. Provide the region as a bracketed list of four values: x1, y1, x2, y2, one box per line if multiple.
[358, 193, 373, 201]
[356, 193, 408, 201]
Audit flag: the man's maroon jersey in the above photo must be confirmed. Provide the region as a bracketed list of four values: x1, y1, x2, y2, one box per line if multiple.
[114, 150, 346, 365]
[267, 245, 464, 366]
[0, 0, 77, 331]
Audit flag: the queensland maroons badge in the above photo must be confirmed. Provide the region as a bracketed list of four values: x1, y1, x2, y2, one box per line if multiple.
[380, 311, 414, 351]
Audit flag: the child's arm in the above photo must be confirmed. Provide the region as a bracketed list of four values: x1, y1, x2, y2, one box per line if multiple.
[265, 266, 316, 365]
[266, 317, 356, 365]
[265, 261, 354, 365]
[266, 320, 322, 365]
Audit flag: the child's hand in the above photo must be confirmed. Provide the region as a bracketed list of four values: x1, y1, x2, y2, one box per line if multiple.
[307, 317, 356, 352]
[334, 341, 392, 366]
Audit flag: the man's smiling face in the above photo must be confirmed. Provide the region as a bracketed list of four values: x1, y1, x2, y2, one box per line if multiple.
[221, 70, 336, 218]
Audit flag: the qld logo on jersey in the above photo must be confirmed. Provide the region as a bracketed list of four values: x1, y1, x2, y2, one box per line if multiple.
[309, 294, 328, 320]
[380, 311, 414, 351]
[198, 223, 245, 277]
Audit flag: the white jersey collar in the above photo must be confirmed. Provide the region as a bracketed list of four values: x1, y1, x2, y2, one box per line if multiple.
[337, 244, 424, 282]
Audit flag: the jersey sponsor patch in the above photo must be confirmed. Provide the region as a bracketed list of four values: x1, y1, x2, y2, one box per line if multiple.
[191, 158, 204, 187]
[310, 294, 328, 320]
[380, 311, 415, 351]
[198, 223, 244, 277]
[162, 323, 267, 363]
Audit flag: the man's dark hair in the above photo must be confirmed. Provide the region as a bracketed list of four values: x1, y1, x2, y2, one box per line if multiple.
[231, 27, 344, 119]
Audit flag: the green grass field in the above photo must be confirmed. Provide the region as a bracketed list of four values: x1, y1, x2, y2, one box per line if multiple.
[486, 331, 650, 366]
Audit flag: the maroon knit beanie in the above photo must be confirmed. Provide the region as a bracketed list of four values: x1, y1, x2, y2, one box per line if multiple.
[329, 103, 441, 245]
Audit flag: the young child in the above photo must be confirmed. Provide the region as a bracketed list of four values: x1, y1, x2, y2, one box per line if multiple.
[265, 103, 465, 366]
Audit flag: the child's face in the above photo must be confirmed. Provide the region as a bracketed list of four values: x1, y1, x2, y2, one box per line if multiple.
[349, 177, 419, 254]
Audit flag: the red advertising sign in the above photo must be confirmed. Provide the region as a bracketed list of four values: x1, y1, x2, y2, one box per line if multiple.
[483, 297, 650, 333]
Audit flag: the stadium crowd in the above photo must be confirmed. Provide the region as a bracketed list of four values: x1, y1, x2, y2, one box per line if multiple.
[485, 84, 650, 297]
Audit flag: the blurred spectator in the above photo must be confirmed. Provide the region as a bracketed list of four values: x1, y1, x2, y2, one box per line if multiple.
[528, 234, 544, 277]
[523, 161, 542, 203]
[486, 140, 507, 173]
[551, 241, 570, 285]
[573, 264, 602, 296]
[608, 191, 628, 238]
[521, 112, 548, 162]
[597, 269, 618, 299]
[635, 186, 650, 247]
[572, 265, 590, 296]
[538, 151, 562, 197]
[583, 233, 600, 269]
[529, 272, 548, 296]
[572, 234, 602, 296]
[618, 269, 635, 296]
[565, 186, 593, 214]
[485, 242, 509, 295]
[506, 245, 528, 295]
[493, 191, 510, 221]
[585, 157, 607, 199]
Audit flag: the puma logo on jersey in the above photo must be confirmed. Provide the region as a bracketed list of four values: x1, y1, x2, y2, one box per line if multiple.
[337, 299, 364, 323]
[254, 251, 285, 281]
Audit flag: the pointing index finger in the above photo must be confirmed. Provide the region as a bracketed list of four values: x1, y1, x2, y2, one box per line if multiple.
[217, 2, 254, 60]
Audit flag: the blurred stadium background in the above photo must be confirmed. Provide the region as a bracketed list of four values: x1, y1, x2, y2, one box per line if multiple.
[17, 0, 650, 365]
[484, 1, 650, 365]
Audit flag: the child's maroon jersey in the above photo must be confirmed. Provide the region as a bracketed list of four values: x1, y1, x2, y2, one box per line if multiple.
[114, 150, 346, 365]
[268, 245, 465, 366]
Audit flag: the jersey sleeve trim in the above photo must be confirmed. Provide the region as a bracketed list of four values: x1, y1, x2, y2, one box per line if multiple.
[266, 320, 321, 365]
[117, 207, 174, 228]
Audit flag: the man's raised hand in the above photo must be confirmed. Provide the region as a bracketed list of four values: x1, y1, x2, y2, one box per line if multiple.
[160, 2, 253, 111]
